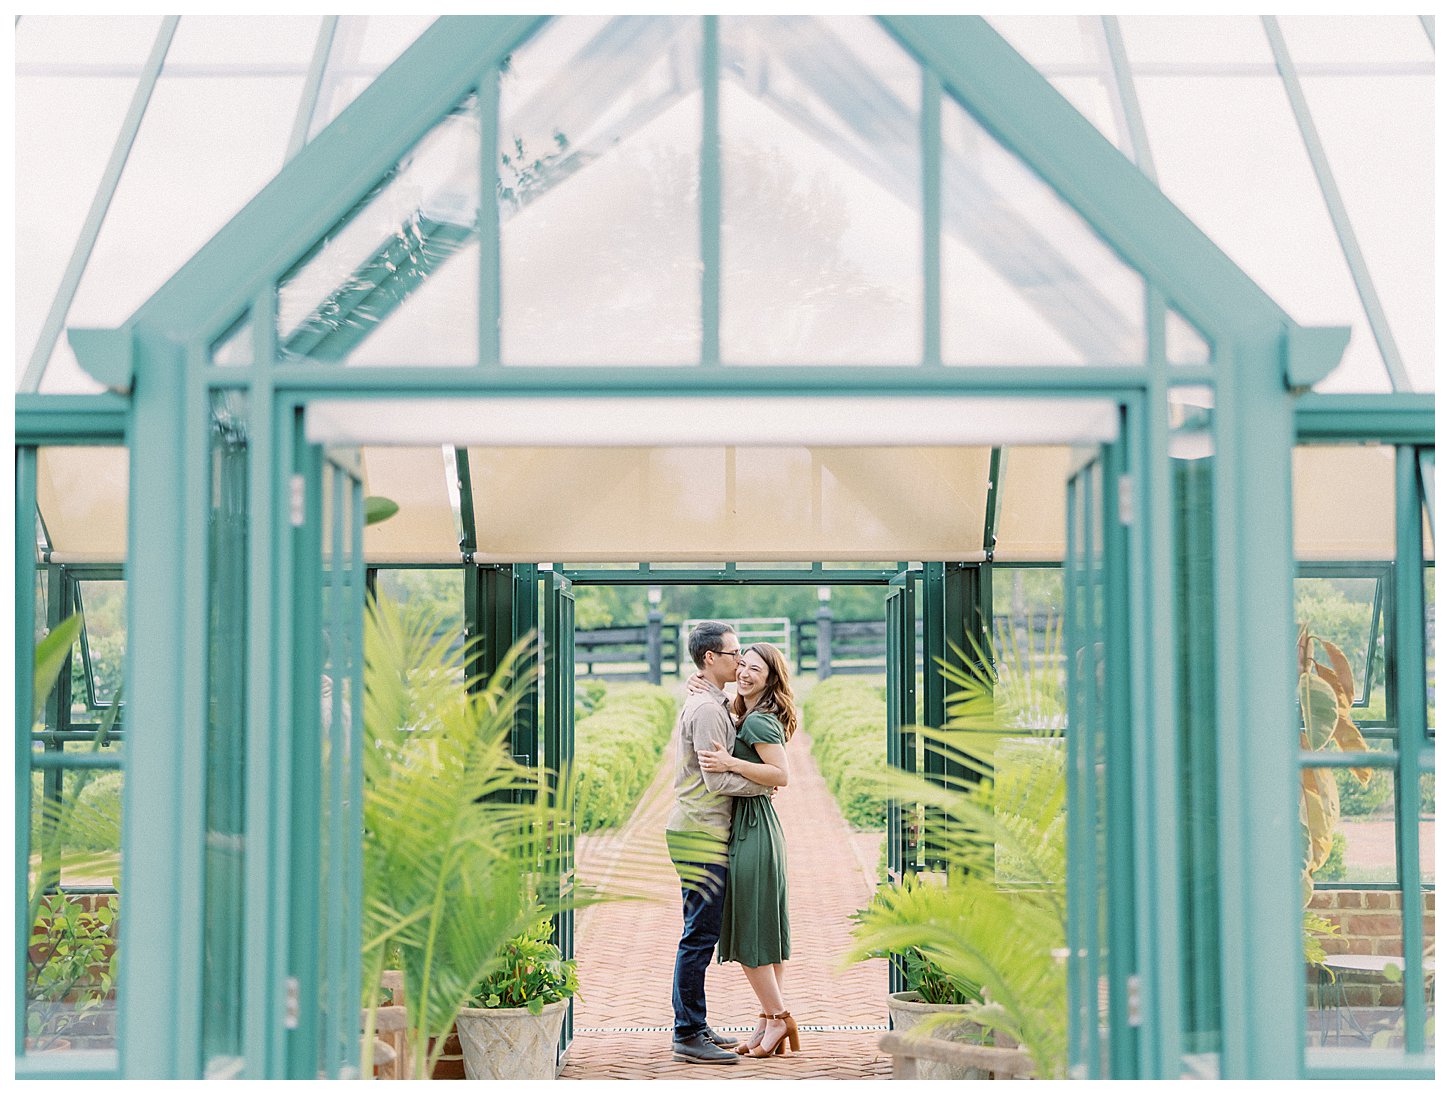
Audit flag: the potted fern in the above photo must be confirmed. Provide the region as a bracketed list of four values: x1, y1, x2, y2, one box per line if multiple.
[455, 916, 579, 1079]
[846, 624, 1068, 1080]
[358, 593, 579, 1080]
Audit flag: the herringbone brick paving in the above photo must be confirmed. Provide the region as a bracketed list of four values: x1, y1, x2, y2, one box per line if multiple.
[562, 724, 893, 1081]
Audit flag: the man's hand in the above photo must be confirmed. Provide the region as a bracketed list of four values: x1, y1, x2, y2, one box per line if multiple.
[685, 672, 710, 695]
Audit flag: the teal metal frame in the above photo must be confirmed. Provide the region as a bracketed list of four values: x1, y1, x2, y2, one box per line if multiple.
[23, 12, 1394, 1082]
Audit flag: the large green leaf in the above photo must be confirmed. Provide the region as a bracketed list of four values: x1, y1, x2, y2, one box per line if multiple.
[33, 613, 83, 721]
[1299, 672, 1340, 751]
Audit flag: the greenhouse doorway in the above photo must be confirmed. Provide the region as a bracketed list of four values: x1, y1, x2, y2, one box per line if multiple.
[303, 390, 1143, 1077]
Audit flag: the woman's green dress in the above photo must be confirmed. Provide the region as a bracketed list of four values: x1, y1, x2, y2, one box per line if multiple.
[717, 711, 790, 967]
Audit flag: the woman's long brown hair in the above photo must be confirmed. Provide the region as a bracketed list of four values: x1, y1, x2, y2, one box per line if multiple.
[731, 642, 798, 741]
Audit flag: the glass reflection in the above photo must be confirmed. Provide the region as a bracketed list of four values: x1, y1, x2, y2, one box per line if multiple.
[277, 96, 480, 366]
[500, 16, 702, 365]
[941, 94, 1145, 365]
[719, 14, 922, 365]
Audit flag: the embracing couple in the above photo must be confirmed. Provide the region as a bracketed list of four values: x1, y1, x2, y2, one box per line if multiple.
[666, 620, 800, 1065]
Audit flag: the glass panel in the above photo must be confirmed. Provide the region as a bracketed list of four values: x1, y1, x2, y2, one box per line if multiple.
[308, 15, 437, 138]
[75, 580, 127, 709]
[940, 94, 1145, 365]
[1166, 307, 1212, 366]
[278, 96, 480, 366]
[27, 763, 124, 892]
[500, 16, 702, 365]
[992, 565, 1066, 731]
[203, 390, 249, 1075]
[42, 16, 321, 393]
[374, 569, 466, 665]
[210, 313, 252, 368]
[1280, 17, 1434, 392]
[1306, 753, 1397, 887]
[1293, 576, 1384, 719]
[1121, 15, 1392, 393]
[720, 15, 922, 365]
[14, 15, 163, 388]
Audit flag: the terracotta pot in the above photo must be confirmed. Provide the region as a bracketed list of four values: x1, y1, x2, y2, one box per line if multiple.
[886, 990, 990, 1081]
[455, 998, 569, 1080]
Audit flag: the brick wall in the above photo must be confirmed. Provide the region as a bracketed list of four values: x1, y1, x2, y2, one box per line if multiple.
[1308, 888, 1435, 1008]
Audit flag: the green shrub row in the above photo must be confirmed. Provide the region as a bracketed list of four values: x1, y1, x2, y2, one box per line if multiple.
[802, 677, 888, 830]
[573, 683, 678, 833]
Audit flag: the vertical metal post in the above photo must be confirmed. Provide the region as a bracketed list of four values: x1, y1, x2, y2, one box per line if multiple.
[646, 588, 663, 685]
[14, 447, 38, 1055]
[700, 15, 721, 367]
[816, 588, 833, 681]
[921, 70, 941, 367]
[1392, 447, 1427, 1053]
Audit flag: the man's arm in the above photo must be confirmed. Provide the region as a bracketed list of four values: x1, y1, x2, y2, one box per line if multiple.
[686, 705, 773, 798]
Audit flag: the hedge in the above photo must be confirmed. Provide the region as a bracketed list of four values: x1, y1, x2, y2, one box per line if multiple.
[802, 677, 888, 830]
[573, 683, 679, 832]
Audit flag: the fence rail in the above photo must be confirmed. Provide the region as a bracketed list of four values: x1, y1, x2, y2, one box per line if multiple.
[575, 615, 1060, 683]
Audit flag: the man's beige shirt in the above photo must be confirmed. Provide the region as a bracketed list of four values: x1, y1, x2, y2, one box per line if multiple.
[666, 680, 772, 837]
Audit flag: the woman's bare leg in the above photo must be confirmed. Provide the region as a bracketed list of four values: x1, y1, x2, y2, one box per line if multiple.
[741, 965, 790, 1055]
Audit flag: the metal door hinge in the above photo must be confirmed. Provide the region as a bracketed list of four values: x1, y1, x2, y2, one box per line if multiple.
[285, 975, 300, 1029]
[1117, 474, 1134, 527]
[1126, 973, 1142, 1027]
[290, 475, 305, 527]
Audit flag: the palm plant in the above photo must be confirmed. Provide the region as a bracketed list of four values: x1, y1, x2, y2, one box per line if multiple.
[845, 620, 1068, 1078]
[359, 592, 581, 1079]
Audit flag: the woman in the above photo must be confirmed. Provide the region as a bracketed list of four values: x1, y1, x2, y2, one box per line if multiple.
[696, 642, 800, 1059]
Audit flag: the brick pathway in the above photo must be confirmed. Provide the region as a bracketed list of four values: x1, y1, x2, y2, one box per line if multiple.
[562, 729, 893, 1080]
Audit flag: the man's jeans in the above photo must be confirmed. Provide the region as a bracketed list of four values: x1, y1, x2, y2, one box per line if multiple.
[667, 829, 729, 1041]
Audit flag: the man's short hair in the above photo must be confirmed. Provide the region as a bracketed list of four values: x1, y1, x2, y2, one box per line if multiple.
[689, 621, 736, 669]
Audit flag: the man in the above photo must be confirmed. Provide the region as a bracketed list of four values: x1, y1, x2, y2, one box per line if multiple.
[666, 621, 776, 1064]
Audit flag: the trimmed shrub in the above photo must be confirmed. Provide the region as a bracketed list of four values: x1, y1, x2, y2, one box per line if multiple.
[802, 677, 888, 830]
[574, 684, 678, 832]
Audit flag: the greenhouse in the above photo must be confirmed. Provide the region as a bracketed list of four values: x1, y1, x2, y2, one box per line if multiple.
[12, 13, 1434, 1081]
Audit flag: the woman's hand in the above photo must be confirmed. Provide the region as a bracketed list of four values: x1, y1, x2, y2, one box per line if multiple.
[685, 672, 710, 695]
[697, 740, 736, 775]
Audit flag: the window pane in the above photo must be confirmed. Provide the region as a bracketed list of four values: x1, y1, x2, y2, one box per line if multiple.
[308, 15, 436, 139]
[1294, 576, 1384, 719]
[42, 16, 321, 393]
[14, 15, 163, 387]
[720, 14, 922, 365]
[1122, 15, 1392, 393]
[992, 567, 1066, 732]
[277, 96, 480, 366]
[500, 16, 702, 365]
[75, 580, 126, 709]
[941, 93, 1145, 365]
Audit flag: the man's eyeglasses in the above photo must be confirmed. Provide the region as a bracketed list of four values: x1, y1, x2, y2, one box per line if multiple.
[714, 649, 742, 660]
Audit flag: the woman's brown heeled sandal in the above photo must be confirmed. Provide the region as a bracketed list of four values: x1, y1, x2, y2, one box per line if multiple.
[748, 1011, 799, 1058]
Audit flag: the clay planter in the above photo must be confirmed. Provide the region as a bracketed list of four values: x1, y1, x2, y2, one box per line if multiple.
[455, 998, 568, 1080]
[886, 990, 990, 1081]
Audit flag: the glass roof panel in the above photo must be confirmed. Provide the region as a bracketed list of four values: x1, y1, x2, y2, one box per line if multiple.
[14, 15, 163, 390]
[500, 16, 703, 365]
[277, 96, 480, 366]
[1279, 16, 1434, 392]
[1167, 308, 1212, 366]
[719, 15, 923, 365]
[39, 15, 321, 392]
[940, 92, 1146, 366]
[1122, 16, 1392, 392]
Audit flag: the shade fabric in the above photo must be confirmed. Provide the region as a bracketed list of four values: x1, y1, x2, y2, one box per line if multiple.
[37, 446, 129, 562]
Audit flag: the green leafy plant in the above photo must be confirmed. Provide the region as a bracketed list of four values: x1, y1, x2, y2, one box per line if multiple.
[466, 916, 579, 1015]
[1302, 910, 1341, 972]
[802, 677, 889, 829]
[359, 592, 582, 1079]
[1298, 627, 1373, 901]
[26, 894, 117, 1051]
[845, 625, 1068, 1079]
